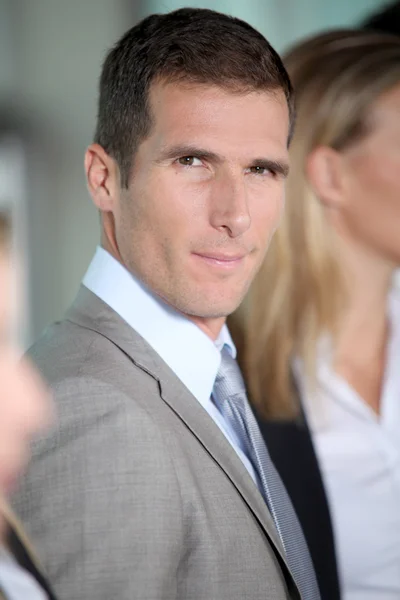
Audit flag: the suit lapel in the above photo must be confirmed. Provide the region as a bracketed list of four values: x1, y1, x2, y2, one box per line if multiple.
[66, 287, 293, 577]
[158, 372, 286, 553]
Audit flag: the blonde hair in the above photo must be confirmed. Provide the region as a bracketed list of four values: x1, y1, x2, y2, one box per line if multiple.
[229, 29, 400, 419]
[0, 495, 41, 569]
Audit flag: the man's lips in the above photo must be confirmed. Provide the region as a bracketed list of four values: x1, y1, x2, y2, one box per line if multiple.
[192, 252, 247, 268]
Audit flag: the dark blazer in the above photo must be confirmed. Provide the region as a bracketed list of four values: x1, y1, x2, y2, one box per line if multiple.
[5, 522, 57, 600]
[256, 411, 341, 600]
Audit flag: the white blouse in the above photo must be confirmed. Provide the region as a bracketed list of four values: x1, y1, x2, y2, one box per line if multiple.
[0, 547, 47, 600]
[294, 290, 400, 600]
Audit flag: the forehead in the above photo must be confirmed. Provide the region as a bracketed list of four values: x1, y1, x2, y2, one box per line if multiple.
[370, 83, 400, 126]
[146, 81, 290, 159]
[348, 83, 400, 157]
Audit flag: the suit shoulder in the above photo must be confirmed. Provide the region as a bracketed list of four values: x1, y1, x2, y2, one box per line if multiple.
[29, 319, 98, 379]
[28, 319, 148, 388]
[28, 320, 163, 436]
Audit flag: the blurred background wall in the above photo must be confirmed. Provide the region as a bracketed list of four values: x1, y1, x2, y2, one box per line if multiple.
[0, 0, 390, 346]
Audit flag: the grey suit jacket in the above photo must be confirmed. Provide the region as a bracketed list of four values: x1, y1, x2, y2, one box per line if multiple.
[13, 287, 300, 600]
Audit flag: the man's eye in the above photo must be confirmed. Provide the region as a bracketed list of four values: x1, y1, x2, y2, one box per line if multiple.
[178, 156, 202, 167]
[249, 165, 271, 175]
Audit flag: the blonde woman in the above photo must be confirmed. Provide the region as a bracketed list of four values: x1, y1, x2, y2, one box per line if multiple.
[230, 30, 400, 600]
[0, 214, 54, 599]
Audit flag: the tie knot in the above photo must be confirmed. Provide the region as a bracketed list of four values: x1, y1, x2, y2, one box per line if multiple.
[213, 346, 247, 408]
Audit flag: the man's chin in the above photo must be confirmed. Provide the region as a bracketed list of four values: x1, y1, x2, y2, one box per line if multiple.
[179, 296, 244, 321]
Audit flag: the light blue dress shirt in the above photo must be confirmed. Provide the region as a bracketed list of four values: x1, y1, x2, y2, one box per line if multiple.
[83, 246, 257, 484]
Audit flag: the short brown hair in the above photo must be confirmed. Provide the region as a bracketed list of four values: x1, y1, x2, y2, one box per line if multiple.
[94, 8, 294, 187]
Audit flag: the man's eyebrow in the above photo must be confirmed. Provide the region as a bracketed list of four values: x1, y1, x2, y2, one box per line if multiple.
[157, 145, 223, 164]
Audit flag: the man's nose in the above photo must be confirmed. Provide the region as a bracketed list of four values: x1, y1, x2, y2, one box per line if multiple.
[209, 170, 251, 238]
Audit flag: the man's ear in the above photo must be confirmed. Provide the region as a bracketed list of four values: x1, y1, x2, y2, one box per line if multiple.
[84, 143, 120, 212]
[306, 145, 346, 209]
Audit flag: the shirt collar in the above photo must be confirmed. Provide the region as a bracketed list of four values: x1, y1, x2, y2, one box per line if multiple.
[82, 246, 236, 408]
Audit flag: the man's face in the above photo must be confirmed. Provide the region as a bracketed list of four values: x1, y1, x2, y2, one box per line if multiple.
[114, 82, 289, 333]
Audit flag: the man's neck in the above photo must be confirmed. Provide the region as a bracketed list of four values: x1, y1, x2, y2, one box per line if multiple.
[186, 315, 226, 342]
[99, 238, 227, 342]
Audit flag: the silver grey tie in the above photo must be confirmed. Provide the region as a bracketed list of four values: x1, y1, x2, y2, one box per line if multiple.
[213, 346, 320, 600]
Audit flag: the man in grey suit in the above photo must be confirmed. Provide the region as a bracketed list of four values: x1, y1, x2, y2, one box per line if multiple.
[13, 8, 319, 600]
